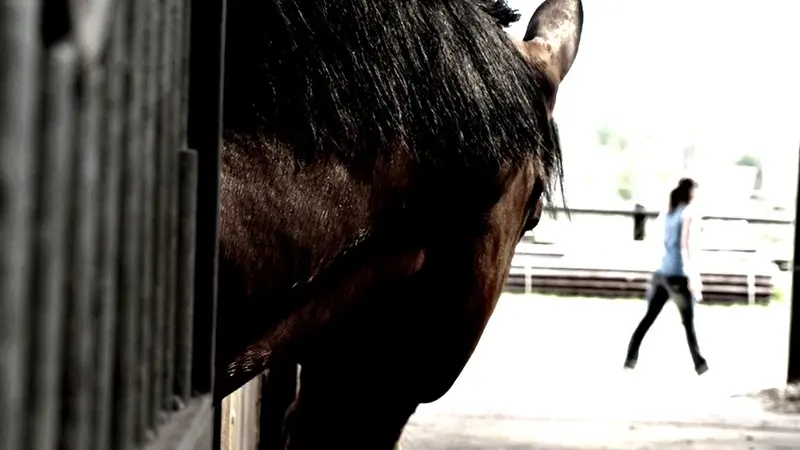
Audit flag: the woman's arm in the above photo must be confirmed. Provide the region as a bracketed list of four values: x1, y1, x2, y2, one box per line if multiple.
[681, 212, 693, 269]
[681, 206, 703, 297]
[681, 206, 704, 265]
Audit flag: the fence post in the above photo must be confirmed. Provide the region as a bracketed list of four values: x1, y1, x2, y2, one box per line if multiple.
[524, 262, 533, 295]
[633, 203, 646, 241]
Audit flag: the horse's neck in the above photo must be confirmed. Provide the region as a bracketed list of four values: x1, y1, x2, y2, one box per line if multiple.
[217, 136, 505, 294]
[219, 139, 375, 294]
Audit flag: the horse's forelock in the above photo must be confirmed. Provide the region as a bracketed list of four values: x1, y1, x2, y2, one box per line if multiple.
[477, 0, 521, 28]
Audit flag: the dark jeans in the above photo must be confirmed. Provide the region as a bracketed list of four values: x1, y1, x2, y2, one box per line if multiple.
[625, 273, 707, 369]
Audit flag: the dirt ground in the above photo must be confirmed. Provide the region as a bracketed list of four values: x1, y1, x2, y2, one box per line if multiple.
[399, 294, 800, 449]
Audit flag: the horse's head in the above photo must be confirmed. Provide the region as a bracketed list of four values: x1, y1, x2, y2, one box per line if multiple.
[217, 2, 588, 444]
[514, 0, 583, 234]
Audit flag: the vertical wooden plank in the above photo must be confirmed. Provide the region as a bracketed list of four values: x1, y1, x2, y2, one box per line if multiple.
[176, 4, 192, 401]
[92, 4, 126, 449]
[138, 0, 157, 438]
[163, 0, 181, 412]
[152, 0, 170, 426]
[61, 61, 103, 450]
[175, 13, 192, 413]
[180, 0, 190, 150]
[220, 393, 233, 450]
[114, 0, 145, 447]
[176, 9, 192, 404]
[241, 378, 262, 450]
[174, 11, 192, 408]
[176, 148, 198, 403]
[176, 0, 193, 153]
[25, 44, 77, 450]
[221, 377, 261, 450]
[0, 1, 40, 449]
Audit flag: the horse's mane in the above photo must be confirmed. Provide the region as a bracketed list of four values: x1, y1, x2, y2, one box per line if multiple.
[478, 0, 522, 28]
[223, 0, 561, 200]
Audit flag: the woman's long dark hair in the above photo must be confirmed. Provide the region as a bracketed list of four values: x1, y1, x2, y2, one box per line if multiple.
[668, 178, 697, 212]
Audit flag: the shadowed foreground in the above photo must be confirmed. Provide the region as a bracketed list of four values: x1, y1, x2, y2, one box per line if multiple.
[400, 294, 800, 449]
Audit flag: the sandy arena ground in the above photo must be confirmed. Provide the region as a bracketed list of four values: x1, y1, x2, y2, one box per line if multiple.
[399, 294, 800, 449]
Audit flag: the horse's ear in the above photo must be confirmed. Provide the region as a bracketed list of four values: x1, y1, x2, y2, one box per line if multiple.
[518, 0, 583, 112]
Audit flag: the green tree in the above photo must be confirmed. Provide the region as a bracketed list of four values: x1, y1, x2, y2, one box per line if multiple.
[735, 154, 760, 168]
[735, 154, 762, 192]
[615, 135, 628, 152]
[596, 127, 612, 147]
[597, 126, 628, 153]
[616, 169, 633, 201]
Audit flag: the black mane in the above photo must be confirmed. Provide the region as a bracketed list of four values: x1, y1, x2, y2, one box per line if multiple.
[223, 0, 561, 199]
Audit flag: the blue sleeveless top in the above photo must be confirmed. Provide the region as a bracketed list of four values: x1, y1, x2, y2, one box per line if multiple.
[658, 205, 687, 276]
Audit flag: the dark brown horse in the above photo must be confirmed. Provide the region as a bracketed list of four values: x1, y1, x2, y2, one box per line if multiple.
[218, 0, 583, 447]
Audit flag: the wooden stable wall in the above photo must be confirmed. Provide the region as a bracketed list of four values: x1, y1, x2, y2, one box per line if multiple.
[0, 0, 227, 448]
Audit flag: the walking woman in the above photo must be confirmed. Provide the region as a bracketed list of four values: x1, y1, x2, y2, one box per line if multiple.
[624, 178, 708, 375]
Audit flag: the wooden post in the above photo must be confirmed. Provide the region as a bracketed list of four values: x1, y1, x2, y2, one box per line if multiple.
[787, 158, 800, 382]
[523, 262, 532, 295]
[633, 203, 646, 241]
[220, 377, 261, 450]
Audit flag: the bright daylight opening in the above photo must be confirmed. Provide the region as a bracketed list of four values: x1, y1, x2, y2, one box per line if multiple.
[402, 0, 800, 448]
